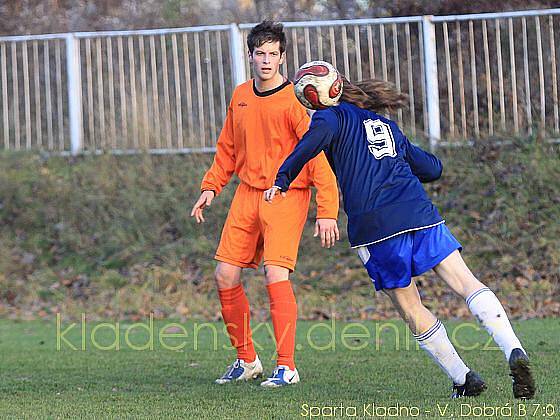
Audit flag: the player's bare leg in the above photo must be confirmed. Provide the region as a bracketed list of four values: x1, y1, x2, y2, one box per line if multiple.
[384, 281, 485, 397]
[260, 264, 300, 387]
[263, 265, 290, 286]
[215, 262, 262, 384]
[431, 250, 484, 298]
[383, 281, 436, 335]
[434, 250, 535, 398]
[215, 261, 243, 289]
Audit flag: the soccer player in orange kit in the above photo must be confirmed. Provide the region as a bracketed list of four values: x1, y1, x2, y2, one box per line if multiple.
[190, 21, 339, 387]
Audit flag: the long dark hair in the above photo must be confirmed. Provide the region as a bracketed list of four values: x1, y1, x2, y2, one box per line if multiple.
[340, 77, 408, 114]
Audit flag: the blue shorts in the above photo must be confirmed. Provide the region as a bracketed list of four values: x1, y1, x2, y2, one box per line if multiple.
[356, 223, 462, 291]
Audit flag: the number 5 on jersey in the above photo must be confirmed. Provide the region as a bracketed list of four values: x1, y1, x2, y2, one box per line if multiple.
[364, 119, 396, 159]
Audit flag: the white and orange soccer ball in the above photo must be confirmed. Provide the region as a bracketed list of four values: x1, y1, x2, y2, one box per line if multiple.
[293, 61, 343, 110]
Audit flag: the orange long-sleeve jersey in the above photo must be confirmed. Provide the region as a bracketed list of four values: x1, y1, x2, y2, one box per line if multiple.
[201, 79, 339, 219]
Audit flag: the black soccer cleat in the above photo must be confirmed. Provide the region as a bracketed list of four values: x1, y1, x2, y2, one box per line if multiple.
[451, 371, 487, 399]
[509, 348, 536, 399]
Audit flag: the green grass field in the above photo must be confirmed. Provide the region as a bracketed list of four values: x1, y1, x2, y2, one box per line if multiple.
[1, 318, 558, 419]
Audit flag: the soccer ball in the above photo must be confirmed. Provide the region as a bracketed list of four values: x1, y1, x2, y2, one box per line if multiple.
[293, 61, 343, 110]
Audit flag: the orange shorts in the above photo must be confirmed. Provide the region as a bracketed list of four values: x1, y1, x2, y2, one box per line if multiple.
[215, 182, 311, 271]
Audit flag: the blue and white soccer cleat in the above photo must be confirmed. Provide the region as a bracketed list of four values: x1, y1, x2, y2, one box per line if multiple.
[215, 356, 263, 384]
[260, 365, 300, 388]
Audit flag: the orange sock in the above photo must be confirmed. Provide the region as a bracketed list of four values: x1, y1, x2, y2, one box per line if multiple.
[267, 280, 297, 370]
[218, 284, 256, 363]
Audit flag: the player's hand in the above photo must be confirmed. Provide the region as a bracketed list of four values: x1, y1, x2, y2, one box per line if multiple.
[314, 219, 340, 248]
[264, 186, 286, 203]
[190, 190, 215, 223]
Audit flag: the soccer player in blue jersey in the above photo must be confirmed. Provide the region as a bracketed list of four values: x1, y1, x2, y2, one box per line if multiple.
[264, 71, 535, 399]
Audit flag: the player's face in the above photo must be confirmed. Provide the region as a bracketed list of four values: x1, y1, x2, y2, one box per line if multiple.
[249, 41, 285, 82]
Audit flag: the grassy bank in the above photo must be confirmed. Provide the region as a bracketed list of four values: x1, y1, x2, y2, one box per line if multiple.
[1, 140, 559, 320]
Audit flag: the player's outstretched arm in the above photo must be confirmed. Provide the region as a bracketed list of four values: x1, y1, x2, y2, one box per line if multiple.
[274, 113, 335, 193]
[264, 124, 330, 203]
[190, 190, 215, 223]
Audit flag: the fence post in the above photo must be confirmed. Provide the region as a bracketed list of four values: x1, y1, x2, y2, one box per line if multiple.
[66, 34, 83, 155]
[422, 16, 441, 150]
[229, 23, 247, 88]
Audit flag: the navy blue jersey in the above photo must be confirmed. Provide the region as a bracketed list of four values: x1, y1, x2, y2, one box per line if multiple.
[275, 101, 444, 247]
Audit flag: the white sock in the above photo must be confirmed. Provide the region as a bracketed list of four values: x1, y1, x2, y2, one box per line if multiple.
[466, 287, 524, 360]
[414, 320, 470, 385]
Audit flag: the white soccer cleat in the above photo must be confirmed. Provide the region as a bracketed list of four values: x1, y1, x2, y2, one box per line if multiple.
[215, 356, 263, 384]
[260, 365, 300, 388]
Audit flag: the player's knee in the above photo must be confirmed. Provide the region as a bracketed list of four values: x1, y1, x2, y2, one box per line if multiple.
[214, 266, 240, 289]
[264, 265, 290, 284]
[393, 286, 421, 305]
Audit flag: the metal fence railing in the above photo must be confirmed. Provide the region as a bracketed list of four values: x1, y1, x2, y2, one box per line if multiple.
[73, 26, 233, 153]
[0, 25, 234, 154]
[433, 10, 560, 142]
[0, 35, 69, 152]
[1, 8, 560, 154]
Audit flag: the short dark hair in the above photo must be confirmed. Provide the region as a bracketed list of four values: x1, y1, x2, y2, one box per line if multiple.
[247, 20, 286, 54]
